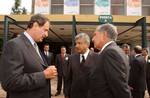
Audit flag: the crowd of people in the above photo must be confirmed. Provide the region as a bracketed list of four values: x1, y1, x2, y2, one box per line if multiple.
[0, 14, 149, 98]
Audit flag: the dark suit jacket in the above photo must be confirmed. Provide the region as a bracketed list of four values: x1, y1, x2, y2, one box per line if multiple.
[146, 56, 150, 93]
[146, 56, 150, 80]
[128, 54, 146, 92]
[55, 54, 69, 77]
[0, 33, 50, 98]
[42, 51, 54, 65]
[67, 51, 98, 98]
[88, 42, 131, 98]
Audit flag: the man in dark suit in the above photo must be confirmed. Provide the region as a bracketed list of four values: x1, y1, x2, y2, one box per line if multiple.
[88, 23, 131, 98]
[142, 48, 150, 95]
[66, 33, 97, 98]
[128, 46, 146, 98]
[42, 43, 55, 96]
[0, 14, 57, 98]
[42, 43, 54, 65]
[55, 46, 69, 97]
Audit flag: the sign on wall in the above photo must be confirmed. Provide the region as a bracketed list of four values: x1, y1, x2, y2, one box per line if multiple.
[99, 15, 113, 24]
[64, 0, 79, 14]
[34, 0, 50, 14]
[95, 0, 111, 15]
[126, 0, 141, 16]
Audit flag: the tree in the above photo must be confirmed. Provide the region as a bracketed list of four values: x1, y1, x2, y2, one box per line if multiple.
[11, 0, 27, 14]
[22, 7, 27, 14]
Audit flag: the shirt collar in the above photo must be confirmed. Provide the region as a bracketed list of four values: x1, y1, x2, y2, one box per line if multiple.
[24, 31, 36, 46]
[99, 41, 114, 54]
[135, 54, 141, 58]
[80, 49, 90, 60]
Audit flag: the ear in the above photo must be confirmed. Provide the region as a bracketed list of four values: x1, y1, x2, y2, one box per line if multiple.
[33, 22, 39, 28]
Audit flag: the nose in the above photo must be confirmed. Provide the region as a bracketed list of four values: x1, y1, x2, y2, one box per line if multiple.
[75, 44, 78, 49]
[44, 31, 48, 38]
[92, 37, 94, 42]
[45, 31, 48, 37]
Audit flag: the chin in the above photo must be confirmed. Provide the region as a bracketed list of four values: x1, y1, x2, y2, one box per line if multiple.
[39, 39, 43, 42]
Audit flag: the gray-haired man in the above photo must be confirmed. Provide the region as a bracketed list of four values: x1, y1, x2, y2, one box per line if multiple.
[66, 33, 98, 98]
[88, 24, 131, 98]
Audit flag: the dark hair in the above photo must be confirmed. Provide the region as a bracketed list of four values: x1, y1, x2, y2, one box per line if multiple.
[27, 14, 49, 28]
[61, 46, 66, 49]
[44, 43, 49, 46]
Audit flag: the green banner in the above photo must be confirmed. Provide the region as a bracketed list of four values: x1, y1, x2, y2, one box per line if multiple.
[98, 15, 113, 23]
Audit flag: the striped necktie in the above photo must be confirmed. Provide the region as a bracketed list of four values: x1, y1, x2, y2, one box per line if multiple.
[34, 43, 43, 60]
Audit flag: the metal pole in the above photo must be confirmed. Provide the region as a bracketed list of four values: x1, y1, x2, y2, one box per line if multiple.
[72, 15, 77, 47]
[3, 16, 9, 46]
[141, 17, 147, 48]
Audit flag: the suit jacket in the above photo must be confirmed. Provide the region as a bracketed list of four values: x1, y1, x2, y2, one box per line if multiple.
[42, 51, 54, 65]
[67, 51, 98, 98]
[88, 42, 131, 98]
[55, 54, 69, 77]
[0, 33, 50, 98]
[128, 54, 146, 92]
[146, 56, 150, 93]
[146, 56, 150, 80]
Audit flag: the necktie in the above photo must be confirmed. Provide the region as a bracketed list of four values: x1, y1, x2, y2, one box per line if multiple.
[46, 51, 49, 57]
[34, 43, 43, 60]
[61, 54, 65, 63]
[81, 55, 85, 64]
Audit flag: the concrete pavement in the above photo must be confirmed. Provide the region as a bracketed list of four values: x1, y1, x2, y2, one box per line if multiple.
[0, 78, 149, 98]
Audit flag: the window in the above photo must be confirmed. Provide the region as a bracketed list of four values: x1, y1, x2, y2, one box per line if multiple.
[111, 0, 124, 4]
[51, 0, 63, 4]
[142, 7, 150, 16]
[51, 5, 63, 14]
[111, 6, 124, 15]
[80, 0, 94, 4]
[80, 5, 94, 14]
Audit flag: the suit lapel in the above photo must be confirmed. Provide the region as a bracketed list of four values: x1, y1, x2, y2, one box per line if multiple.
[20, 34, 46, 67]
[84, 51, 91, 66]
[76, 54, 81, 66]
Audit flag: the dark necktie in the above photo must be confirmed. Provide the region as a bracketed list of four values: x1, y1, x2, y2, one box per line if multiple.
[61, 54, 65, 63]
[45, 51, 49, 57]
[81, 55, 85, 64]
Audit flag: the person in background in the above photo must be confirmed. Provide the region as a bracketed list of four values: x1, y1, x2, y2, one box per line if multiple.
[0, 14, 57, 98]
[88, 23, 131, 98]
[42, 43, 55, 96]
[128, 45, 146, 98]
[121, 43, 130, 59]
[142, 48, 150, 96]
[42, 43, 54, 65]
[55, 46, 69, 98]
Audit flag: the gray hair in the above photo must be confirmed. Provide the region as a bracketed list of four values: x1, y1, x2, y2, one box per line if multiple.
[96, 23, 118, 41]
[75, 33, 90, 46]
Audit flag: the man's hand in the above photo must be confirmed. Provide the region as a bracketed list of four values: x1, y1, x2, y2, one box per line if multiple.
[43, 65, 57, 79]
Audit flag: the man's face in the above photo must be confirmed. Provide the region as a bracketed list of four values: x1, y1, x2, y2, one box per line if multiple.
[61, 47, 66, 54]
[123, 47, 130, 55]
[75, 38, 88, 54]
[142, 50, 148, 56]
[33, 21, 50, 42]
[92, 31, 105, 50]
[44, 45, 49, 51]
